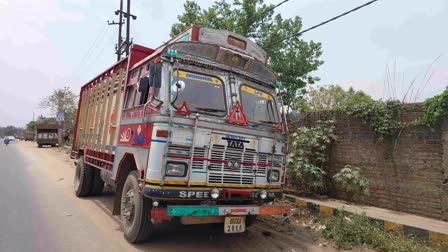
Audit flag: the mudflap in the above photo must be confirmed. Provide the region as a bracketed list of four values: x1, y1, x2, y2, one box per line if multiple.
[112, 183, 123, 215]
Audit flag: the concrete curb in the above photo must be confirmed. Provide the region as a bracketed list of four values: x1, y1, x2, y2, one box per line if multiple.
[283, 194, 448, 244]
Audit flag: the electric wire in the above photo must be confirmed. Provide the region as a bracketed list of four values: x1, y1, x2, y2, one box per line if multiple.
[266, 0, 380, 48]
[72, 25, 111, 77]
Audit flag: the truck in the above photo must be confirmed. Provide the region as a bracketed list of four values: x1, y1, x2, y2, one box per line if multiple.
[70, 26, 289, 243]
[36, 124, 58, 148]
[24, 131, 35, 141]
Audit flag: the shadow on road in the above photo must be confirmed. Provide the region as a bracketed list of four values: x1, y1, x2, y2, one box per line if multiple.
[85, 188, 320, 252]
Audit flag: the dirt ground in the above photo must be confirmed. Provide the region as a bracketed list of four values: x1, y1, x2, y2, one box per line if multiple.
[10, 141, 372, 251]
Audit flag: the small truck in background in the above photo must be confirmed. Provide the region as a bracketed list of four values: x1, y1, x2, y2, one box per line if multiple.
[36, 124, 59, 148]
[24, 131, 35, 141]
[71, 26, 289, 243]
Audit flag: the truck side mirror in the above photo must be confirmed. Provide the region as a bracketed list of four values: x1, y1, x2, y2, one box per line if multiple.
[148, 63, 162, 88]
[138, 77, 149, 93]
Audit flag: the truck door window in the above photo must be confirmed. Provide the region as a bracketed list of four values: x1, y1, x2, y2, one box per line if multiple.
[125, 85, 135, 109]
[173, 70, 226, 116]
[240, 85, 278, 123]
[132, 89, 138, 107]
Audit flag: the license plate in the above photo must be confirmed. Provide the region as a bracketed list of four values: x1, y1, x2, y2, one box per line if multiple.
[224, 216, 246, 234]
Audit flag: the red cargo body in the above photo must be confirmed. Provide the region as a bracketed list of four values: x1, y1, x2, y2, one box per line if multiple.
[70, 45, 154, 170]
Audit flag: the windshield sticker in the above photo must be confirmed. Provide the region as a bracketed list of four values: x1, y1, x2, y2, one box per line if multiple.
[175, 70, 222, 85]
[241, 86, 273, 101]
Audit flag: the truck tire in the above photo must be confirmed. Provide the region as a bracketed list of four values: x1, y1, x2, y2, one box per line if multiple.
[120, 171, 153, 243]
[74, 157, 93, 197]
[90, 168, 104, 196]
[38, 144, 42, 148]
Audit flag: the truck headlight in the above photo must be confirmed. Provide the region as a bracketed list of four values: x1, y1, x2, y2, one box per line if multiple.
[210, 188, 220, 199]
[165, 162, 187, 177]
[267, 170, 280, 182]
[259, 189, 267, 199]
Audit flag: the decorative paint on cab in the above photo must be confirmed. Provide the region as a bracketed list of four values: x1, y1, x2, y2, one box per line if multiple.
[118, 123, 154, 148]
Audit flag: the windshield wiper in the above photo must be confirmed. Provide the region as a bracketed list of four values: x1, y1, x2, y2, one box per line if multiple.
[193, 107, 226, 113]
[253, 120, 278, 127]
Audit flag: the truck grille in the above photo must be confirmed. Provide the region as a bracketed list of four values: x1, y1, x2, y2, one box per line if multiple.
[167, 144, 279, 186]
[167, 145, 206, 169]
[208, 144, 255, 185]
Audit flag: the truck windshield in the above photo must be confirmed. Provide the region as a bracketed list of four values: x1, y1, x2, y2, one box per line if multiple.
[173, 70, 226, 116]
[240, 85, 278, 123]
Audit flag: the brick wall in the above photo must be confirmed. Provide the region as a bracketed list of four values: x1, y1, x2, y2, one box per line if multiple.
[299, 105, 448, 220]
[442, 119, 448, 220]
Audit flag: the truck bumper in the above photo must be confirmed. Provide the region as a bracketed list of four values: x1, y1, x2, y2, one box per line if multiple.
[151, 204, 289, 224]
[166, 204, 289, 216]
[143, 184, 283, 200]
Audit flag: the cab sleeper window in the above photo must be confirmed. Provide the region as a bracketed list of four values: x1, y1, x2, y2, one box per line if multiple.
[240, 85, 278, 123]
[172, 70, 226, 116]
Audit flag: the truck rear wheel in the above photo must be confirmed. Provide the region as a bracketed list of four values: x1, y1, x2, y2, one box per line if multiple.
[74, 157, 93, 197]
[120, 171, 153, 243]
[90, 168, 104, 196]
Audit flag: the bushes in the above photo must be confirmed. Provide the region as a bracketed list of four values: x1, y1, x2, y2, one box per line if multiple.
[420, 89, 448, 126]
[288, 120, 336, 193]
[333, 165, 369, 201]
[321, 212, 442, 251]
[340, 99, 403, 138]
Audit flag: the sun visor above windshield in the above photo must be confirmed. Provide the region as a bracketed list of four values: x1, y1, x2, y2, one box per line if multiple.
[198, 28, 267, 63]
[161, 42, 277, 86]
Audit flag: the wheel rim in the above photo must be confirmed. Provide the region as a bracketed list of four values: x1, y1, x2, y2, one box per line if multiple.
[121, 189, 136, 225]
[74, 163, 81, 190]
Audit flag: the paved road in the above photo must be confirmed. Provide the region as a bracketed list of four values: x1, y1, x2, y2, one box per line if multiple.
[0, 141, 331, 252]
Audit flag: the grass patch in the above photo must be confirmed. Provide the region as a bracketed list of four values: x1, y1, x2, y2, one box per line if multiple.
[321, 212, 444, 252]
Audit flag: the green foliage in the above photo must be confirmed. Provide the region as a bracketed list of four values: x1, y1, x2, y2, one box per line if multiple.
[333, 165, 369, 201]
[321, 212, 442, 251]
[420, 89, 448, 126]
[288, 120, 336, 193]
[171, 0, 323, 108]
[0, 125, 21, 137]
[297, 85, 374, 112]
[39, 86, 78, 131]
[26, 115, 57, 132]
[341, 99, 403, 137]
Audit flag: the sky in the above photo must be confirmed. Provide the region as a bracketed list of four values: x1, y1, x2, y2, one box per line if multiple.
[0, 0, 447, 126]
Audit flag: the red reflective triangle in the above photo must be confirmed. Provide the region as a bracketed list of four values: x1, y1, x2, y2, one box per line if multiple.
[175, 101, 191, 116]
[227, 101, 247, 125]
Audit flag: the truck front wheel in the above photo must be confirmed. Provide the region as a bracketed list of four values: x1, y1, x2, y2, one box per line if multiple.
[120, 171, 153, 243]
[74, 157, 93, 197]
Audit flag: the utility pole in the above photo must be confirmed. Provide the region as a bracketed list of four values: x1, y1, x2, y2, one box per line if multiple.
[108, 0, 124, 61]
[109, 0, 136, 61]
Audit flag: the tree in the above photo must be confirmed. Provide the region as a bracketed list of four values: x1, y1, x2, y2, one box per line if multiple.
[26, 115, 57, 132]
[0, 125, 21, 137]
[171, 0, 323, 107]
[297, 85, 374, 112]
[39, 87, 78, 131]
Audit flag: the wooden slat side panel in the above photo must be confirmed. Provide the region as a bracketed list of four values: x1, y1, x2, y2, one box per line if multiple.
[97, 77, 110, 152]
[108, 68, 125, 154]
[82, 85, 94, 148]
[89, 83, 98, 149]
[73, 65, 127, 155]
[102, 71, 119, 153]
[92, 79, 106, 150]
[75, 90, 88, 150]
[100, 76, 113, 153]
